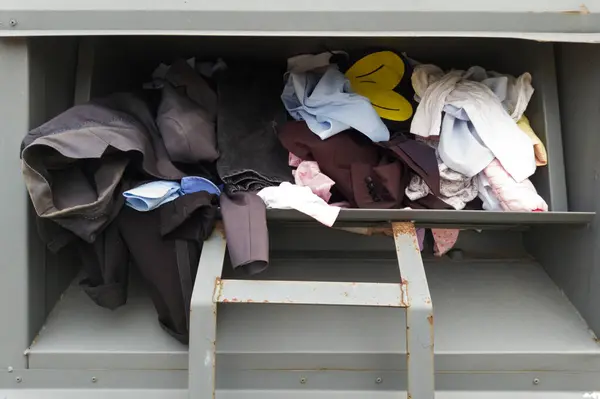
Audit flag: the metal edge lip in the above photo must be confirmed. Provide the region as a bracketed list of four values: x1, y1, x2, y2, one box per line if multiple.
[266, 209, 596, 225]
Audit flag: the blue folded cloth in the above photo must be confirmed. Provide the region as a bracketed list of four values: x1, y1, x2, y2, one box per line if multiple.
[123, 177, 221, 212]
[123, 181, 181, 212]
[181, 176, 221, 196]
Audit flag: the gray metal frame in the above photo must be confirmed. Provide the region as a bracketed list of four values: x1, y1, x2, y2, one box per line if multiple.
[190, 222, 435, 398]
[1, 1, 600, 40]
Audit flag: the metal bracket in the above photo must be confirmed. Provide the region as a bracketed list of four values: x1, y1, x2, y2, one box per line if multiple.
[189, 221, 435, 398]
[393, 222, 435, 399]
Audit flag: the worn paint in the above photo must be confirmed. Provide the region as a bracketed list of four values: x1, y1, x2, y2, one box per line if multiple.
[561, 4, 590, 14]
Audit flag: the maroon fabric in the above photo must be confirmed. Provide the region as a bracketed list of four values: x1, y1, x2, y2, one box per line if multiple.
[278, 121, 440, 209]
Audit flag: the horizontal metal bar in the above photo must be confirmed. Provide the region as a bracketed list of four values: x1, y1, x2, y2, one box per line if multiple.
[266, 209, 594, 226]
[214, 279, 407, 307]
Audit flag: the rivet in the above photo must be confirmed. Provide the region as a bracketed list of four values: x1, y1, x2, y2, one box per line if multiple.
[91, 377, 97, 383]
[9, 19, 17, 27]
[7, 366, 13, 373]
[533, 378, 540, 385]
[15, 376, 22, 383]
[376, 377, 383, 384]
[299, 377, 307, 384]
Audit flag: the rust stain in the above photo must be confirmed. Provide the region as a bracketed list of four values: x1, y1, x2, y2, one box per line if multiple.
[401, 278, 408, 285]
[392, 222, 415, 237]
[263, 300, 269, 303]
[425, 297, 431, 304]
[561, 4, 590, 14]
[213, 277, 223, 302]
[214, 221, 226, 239]
[246, 299, 254, 303]
[427, 314, 434, 326]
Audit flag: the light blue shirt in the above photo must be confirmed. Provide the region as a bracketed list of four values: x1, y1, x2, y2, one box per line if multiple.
[281, 66, 390, 142]
[123, 177, 222, 212]
[123, 181, 181, 212]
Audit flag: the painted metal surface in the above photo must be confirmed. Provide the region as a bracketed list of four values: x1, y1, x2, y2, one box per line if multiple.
[393, 222, 435, 399]
[214, 279, 407, 307]
[189, 223, 227, 399]
[267, 209, 594, 226]
[0, 0, 600, 40]
[0, 37, 33, 370]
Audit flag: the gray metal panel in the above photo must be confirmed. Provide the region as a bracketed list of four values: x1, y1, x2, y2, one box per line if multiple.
[0, 37, 34, 370]
[0, 388, 594, 399]
[526, 42, 600, 339]
[267, 209, 594, 226]
[27, 277, 188, 370]
[216, 260, 600, 372]
[0, 1, 600, 39]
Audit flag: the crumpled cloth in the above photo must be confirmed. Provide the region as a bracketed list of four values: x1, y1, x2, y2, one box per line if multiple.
[257, 182, 341, 227]
[410, 64, 536, 182]
[432, 229, 460, 257]
[123, 181, 181, 212]
[517, 115, 548, 167]
[478, 159, 548, 212]
[281, 66, 390, 142]
[289, 152, 335, 202]
[406, 139, 478, 210]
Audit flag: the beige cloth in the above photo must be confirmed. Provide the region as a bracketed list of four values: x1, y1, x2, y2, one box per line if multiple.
[517, 115, 548, 167]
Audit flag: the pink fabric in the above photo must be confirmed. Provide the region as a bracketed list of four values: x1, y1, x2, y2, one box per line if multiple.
[431, 229, 460, 257]
[483, 159, 548, 212]
[289, 153, 304, 168]
[293, 161, 335, 202]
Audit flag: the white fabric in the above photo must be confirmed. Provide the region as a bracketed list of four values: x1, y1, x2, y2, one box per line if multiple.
[411, 64, 536, 182]
[257, 182, 341, 227]
[287, 51, 347, 73]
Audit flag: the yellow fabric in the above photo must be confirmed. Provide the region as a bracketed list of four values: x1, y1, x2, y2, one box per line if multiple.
[517, 115, 548, 166]
[345, 51, 413, 122]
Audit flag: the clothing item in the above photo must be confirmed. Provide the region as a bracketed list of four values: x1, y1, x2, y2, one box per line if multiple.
[478, 159, 548, 212]
[156, 59, 219, 163]
[287, 51, 348, 73]
[21, 92, 186, 243]
[293, 161, 335, 202]
[36, 192, 218, 344]
[517, 115, 548, 167]
[278, 122, 440, 210]
[123, 181, 181, 212]
[281, 66, 390, 142]
[345, 51, 414, 124]
[431, 229, 460, 257]
[216, 64, 293, 194]
[406, 139, 478, 210]
[257, 182, 341, 227]
[411, 64, 536, 182]
[181, 176, 221, 196]
[416, 227, 425, 251]
[220, 191, 269, 275]
[118, 191, 218, 344]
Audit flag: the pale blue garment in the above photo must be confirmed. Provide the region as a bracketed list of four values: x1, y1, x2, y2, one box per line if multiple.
[180, 176, 221, 196]
[436, 68, 533, 179]
[123, 181, 181, 212]
[281, 66, 390, 142]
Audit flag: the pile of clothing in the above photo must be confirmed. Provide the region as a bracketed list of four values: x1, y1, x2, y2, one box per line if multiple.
[20, 50, 548, 343]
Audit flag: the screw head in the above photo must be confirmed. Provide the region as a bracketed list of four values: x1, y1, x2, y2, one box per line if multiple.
[9, 19, 17, 27]
[15, 376, 22, 383]
[533, 378, 540, 385]
[91, 377, 97, 383]
[7, 366, 13, 373]
[299, 377, 307, 384]
[375, 377, 383, 384]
